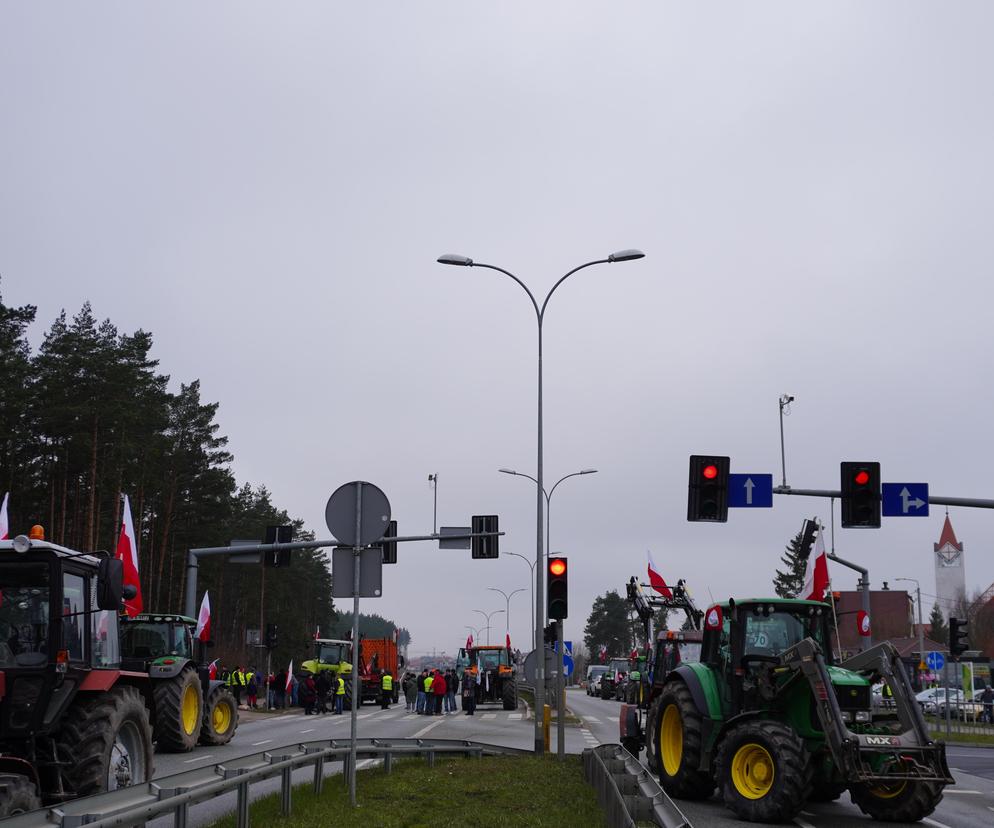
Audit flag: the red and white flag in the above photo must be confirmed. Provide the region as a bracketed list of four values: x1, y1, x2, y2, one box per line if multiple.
[313, 626, 320, 640]
[647, 550, 673, 598]
[116, 494, 143, 616]
[802, 525, 830, 601]
[0, 492, 9, 540]
[194, 591, 211, 642]
[506, 633, 511, 650]
[466, 634, 473, 649]
[208, 658, 220, 680]
[285, 661, 294, 691]
[598, 644, 608, 662]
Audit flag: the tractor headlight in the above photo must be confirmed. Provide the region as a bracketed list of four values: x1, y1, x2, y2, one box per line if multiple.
[12, 535, 31, 554]
[855, 710, 872, 722]
[841, 711, 852, 722]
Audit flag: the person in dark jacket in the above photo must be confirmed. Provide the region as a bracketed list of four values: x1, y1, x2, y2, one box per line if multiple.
[432, 669, 447, 715]
[300, 674, 317, 715]
[462, 670, 477, 715]
[315, 671, 331, 714]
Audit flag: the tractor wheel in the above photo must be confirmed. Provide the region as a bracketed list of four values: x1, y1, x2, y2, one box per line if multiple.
[502, 681, 518, 711]
[643, 696, 663, 775]
[656, 681, 714, 800]
[0, 774, 40, 816]
[56, 685, 154, 797]
[153, 666, 204, 752]
[342, 680, 354, 711]
[849, 777, 943, 822]
[715, 720, 810, 823]
[200, 685, 238, 746]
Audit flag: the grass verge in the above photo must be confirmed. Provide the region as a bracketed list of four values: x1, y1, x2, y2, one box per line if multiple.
[930, 729, 994, 746]
[206, 754, 603, 828]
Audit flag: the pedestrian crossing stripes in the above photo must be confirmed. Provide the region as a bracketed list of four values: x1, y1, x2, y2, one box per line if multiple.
[508, 713, 522, 720]
[481, 713, 497, 720]
[583, 716, 600, 723]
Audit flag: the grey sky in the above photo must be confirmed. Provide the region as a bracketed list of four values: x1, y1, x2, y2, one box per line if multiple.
[2, 3, 992, 655]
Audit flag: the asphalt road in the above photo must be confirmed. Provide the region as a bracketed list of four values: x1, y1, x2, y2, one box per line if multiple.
[144, 691, 994, 827]
[568, 688, 994, 828]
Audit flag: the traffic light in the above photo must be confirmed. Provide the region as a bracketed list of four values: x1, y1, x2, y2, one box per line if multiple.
[798, 518, 819, 560]
[687, 455, 730, 522]
[840, 462, 881, 528]
[471, 515, 499, 559]
[265, 623, 278, 649]
[544, 621, 559, 645]
[547, 556, 568, 620]
[381, 520, 398, 564]
[264, 525, 293, 567]
[949, 617, 968, 658]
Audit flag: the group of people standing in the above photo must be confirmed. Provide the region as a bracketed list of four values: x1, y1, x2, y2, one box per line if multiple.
[298, 670, 348, 715]
[401, 668, 478, 715]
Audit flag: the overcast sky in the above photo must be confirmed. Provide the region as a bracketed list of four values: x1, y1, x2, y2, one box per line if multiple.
[2, 3, 992, 656]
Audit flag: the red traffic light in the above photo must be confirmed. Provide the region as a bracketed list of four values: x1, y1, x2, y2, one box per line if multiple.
[549, 558, 567, 577]
[702, 465, 718, 480]
[854, 470, 870, 486]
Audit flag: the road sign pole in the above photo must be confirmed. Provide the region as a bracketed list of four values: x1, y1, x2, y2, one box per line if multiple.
[944, 660, 951, 739]
[557, 625, 565, 760]
[349, 483, 362, 807]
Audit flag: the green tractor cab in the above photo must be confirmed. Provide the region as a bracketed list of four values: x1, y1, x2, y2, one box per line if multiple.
[120, 613, 238, 750]
[301, 639, 354, 709]
[655, 597, 952, 823]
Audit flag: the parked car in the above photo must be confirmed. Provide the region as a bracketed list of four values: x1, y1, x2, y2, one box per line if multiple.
[916, 687, 947, 715]
[934, 689, 983, 720]
[586, 666, 608, 696]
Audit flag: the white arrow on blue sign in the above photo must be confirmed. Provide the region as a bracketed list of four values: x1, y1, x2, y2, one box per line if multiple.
[882, 483, 929, 517]
[728, 474, 773, 508]
[926, 651, 944, 671]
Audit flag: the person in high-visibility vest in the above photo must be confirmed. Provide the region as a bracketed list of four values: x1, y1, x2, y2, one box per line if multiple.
[335, 674, 346, 714]
[380, 672, 393, 709]
[228, 667, 246, 706]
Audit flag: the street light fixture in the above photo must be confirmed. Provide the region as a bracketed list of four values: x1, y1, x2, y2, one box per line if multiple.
[505, 551, 538, 650]
[473, 608, 505, 646]
[442, 249, 643, 756]
[489, 587, 526, 638]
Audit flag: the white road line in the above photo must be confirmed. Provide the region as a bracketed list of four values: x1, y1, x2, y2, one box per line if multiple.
[482, 713, 497, 720]
[944, 789, 983, 794]
[183, 754, 213, 764]
[252, 740, 272, 746]
[923, 818, 956, 828]
[508, 713, 523, 720]
[413, 717, 447, 739]
[584, 717, 601, 723]
[794, 818, 816, 828]
[402, 714, 418, 720]
[300, 729, 315, 734]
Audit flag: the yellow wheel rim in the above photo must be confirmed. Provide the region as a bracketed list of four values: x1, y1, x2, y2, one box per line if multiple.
[866, 780, 907, 799]
[181, 684, 200, 735]
[731, 743, 775, 799]
[660, 704, 683, 777]
[212, 698, 232, 734]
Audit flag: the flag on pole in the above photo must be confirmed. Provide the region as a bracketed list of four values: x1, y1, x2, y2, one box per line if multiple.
[506, 633, 511, 650]
[286, 661, 294, 691]
[208, 658, 220, 680]
[0, 492, 9, 540]
[802, 525, 830, 601]
[115, 494, 143, 616]
[647, 550, 673, 598]
[598, 644, 608, 663]
[466, 634, 473, 649]
[313, 626, 320, 640]
[194, 591, 211, 642]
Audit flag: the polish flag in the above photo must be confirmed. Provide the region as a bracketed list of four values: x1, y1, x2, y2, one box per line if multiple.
[285, 661, 294, 691]
[506, 633, 511, 650]
[313, 626, 320, 640]
[115, 495, 143, 616]
[194, 591, 211, 642]
[208, 658, 220, 680]
[647, 550, 673, 599]
[0, 492, 9, 540]
[466, 634, 473, 649]
[802, 526, 830, 601]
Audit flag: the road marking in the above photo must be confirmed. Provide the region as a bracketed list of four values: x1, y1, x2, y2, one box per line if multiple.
[413, 717, 447, 739]
[300, 729, 315, 734]
[944, 789, 983, 794]
[482, 713, 497, 720]
[794, 819, 816, 828]
[508, 713, 522, 720]
[402, 714, 418, 720]
[923, 818, 956, 828]
[252, 739, 272, 746]
[183, 754, 213, 764]
[584, 717, 600, 723]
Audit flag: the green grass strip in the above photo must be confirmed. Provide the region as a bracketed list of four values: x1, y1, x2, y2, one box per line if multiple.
[206, 754, 605, 828]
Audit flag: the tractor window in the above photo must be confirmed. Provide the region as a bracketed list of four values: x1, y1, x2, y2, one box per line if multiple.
[62, 573, 87, 662]
[743, 607, 828, 657]
[317, 642, 348, 665]
[171, 625, 193, 659]
[121, 623, 170, 658]
[0, 563, 50, 667]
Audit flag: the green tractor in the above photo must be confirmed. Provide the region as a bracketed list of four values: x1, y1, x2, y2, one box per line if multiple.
[654, 597, 952, 823]
[120, 614, 238, 751]
[300, 638, 354, 709]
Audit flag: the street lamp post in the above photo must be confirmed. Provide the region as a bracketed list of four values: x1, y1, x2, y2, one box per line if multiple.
[465, 624, 482, 643]
[896, 577, 926, 688]
[505, 552, 537, 651]
[489, 587, 526, 639]
[473, 608, 505, 646]
[441, 248, 643, 756]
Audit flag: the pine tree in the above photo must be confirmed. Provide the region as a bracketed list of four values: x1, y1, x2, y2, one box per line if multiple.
[928, 603, 947, 645]
[773, 529, 806, 598]
[583, 590, 633, 659]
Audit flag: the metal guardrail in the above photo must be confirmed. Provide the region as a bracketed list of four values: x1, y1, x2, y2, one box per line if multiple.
[3, 738, 530, 828]
[583, 743, 692, 828]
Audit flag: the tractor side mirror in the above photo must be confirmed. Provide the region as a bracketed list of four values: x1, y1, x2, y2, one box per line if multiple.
[123, 584, 138, 600]
[97, 558, 125, 610]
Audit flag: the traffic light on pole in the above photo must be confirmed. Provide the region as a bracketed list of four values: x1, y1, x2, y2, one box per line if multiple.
[544, 621, 559, 646]
[798, 518, 819, 560]
[265, 623, 278, 649]
[264, 525, 293, 567]
[471, 515, 499, 559]
[381, 520, 397, 564]
[687, 455, 730, 522]
[949, 617, 968, 658]
[547, 556, 568, 620]
[840, 462, 881, 528]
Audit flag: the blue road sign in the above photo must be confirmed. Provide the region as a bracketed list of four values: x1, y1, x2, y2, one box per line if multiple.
[563, 655, 574, 676]
[926, 651, 945, 671]
[882, 483, 929, 517]
[728, 474, 773, 508]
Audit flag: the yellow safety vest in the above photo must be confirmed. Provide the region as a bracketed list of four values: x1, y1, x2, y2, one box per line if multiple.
[425, 676, 434, 692]
[382, 674, 393, 691]
[336, 677, 346, 695]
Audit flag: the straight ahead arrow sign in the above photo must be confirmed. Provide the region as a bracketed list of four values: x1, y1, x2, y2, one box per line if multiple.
[728, 474, 773, 508]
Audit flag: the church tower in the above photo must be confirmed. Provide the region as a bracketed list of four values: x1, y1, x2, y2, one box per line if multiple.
[933, 512, 966, 619]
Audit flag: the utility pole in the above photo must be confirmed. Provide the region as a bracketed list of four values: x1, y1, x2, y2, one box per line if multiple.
[778, 394, 794, 488]
[428, 474, 438, 534]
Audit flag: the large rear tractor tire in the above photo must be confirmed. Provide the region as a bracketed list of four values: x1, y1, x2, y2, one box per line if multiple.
[644, 696, 663, 775]
[200, 685, 239, 746]
[0, 774, 40, 816]
[153, 666, 204, 752]
[715, 720, 810, 823]
[502, 681, 518, 711]
[656, 681, 714, 800]
[849, 777, 944, 822]
[56, 685, 154, 797]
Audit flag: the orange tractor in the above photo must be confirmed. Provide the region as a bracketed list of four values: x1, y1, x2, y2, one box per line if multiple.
[456, 643, 517, 710]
